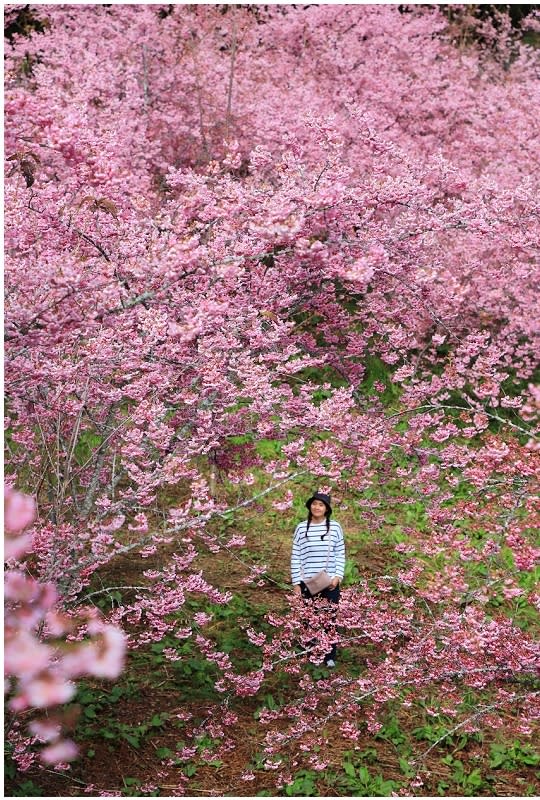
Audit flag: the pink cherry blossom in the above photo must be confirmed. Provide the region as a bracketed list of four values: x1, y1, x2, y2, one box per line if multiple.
[40, 740, 79, 765]
[4, 487, 36, 533]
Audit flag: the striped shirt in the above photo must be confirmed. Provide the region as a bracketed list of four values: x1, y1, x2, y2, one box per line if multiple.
[291, 520, 346, 585]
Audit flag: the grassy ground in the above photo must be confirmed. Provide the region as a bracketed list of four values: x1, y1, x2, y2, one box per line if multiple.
[6, 464, 540, 797]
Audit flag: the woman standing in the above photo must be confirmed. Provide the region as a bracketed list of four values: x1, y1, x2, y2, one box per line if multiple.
[291, 492, 345, 667]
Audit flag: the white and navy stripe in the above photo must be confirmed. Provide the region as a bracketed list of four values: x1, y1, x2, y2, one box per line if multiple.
[291, 520, 346, 585]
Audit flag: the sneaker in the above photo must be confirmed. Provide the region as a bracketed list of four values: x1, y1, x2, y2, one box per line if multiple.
[325, 659, 336, 668]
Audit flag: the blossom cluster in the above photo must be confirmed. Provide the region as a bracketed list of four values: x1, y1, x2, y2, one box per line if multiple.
[4, 487, 126, 768]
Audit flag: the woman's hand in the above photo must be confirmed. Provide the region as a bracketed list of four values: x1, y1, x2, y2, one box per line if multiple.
[330, 577, 340, 589]
[293, 584, 302, 596]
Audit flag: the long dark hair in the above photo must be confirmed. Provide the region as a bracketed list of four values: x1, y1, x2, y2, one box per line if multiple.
[305, 508, 331, 539]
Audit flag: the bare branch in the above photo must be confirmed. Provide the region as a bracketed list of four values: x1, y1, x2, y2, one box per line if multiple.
[81, 406, 117, 518]
[225, 11, 238, 142]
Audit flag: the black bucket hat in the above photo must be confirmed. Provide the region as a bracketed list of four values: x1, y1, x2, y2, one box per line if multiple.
[305, 492, 332, 514]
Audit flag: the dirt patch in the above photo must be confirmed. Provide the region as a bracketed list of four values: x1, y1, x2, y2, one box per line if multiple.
[8, 680, 539, 798]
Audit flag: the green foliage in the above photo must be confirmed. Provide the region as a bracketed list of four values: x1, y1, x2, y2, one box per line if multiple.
[166, 648, 220, 697]
[291, 365, 349, 402]
[99, 713, 169, 749]
[284, 769, 319, 796]
[412, 713, 477, 749]
[398, 757, 416, 778]
[155, 746, 174, 760]
[73, 429, 103, 466]
[510, 567, 540, 630]
[358, 354, 402, 408]
[449, 478, 476, 501]
[489, 740, 540, 769]
[341, 747, 378, 768]
[72, 681, 170, 749]
[251, 751, 271, 770]
[224, 397, 253, 413]
[204, 595, 270, 666]
[121, 776, 160, 796]
[438, 756, 487, 796]
[403, 501, 429, 529]
[192, 732, 223, 762]
[94, 589, 124, 612]
[374, 715, 408, 748]
[184, 762, 197, 777]
[225, 432, 252, 446]
[329, 755, 400, 796]
[74, 681, 139, 728]
[412, 717, 484, 756]
[5, 779, 45, 797]
[255, 438, 284, 457]
[254, 692, 281, 719]
[343, 557, 361, 585]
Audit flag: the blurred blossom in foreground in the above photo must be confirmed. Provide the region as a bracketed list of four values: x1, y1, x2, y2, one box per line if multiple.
[4, 486, 126, 768]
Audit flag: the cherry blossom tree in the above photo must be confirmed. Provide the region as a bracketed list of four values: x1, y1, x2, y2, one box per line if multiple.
[4, 2, 539, 785]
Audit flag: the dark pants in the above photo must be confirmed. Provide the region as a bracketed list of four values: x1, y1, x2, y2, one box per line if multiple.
[300, 581, 340, 663]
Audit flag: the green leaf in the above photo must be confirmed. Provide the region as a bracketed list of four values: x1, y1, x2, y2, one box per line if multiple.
[466, 768, 483, 788]
[343, 761, 356, 778]
[399, 758, 415, 777]
[358, 766, 370, 785]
